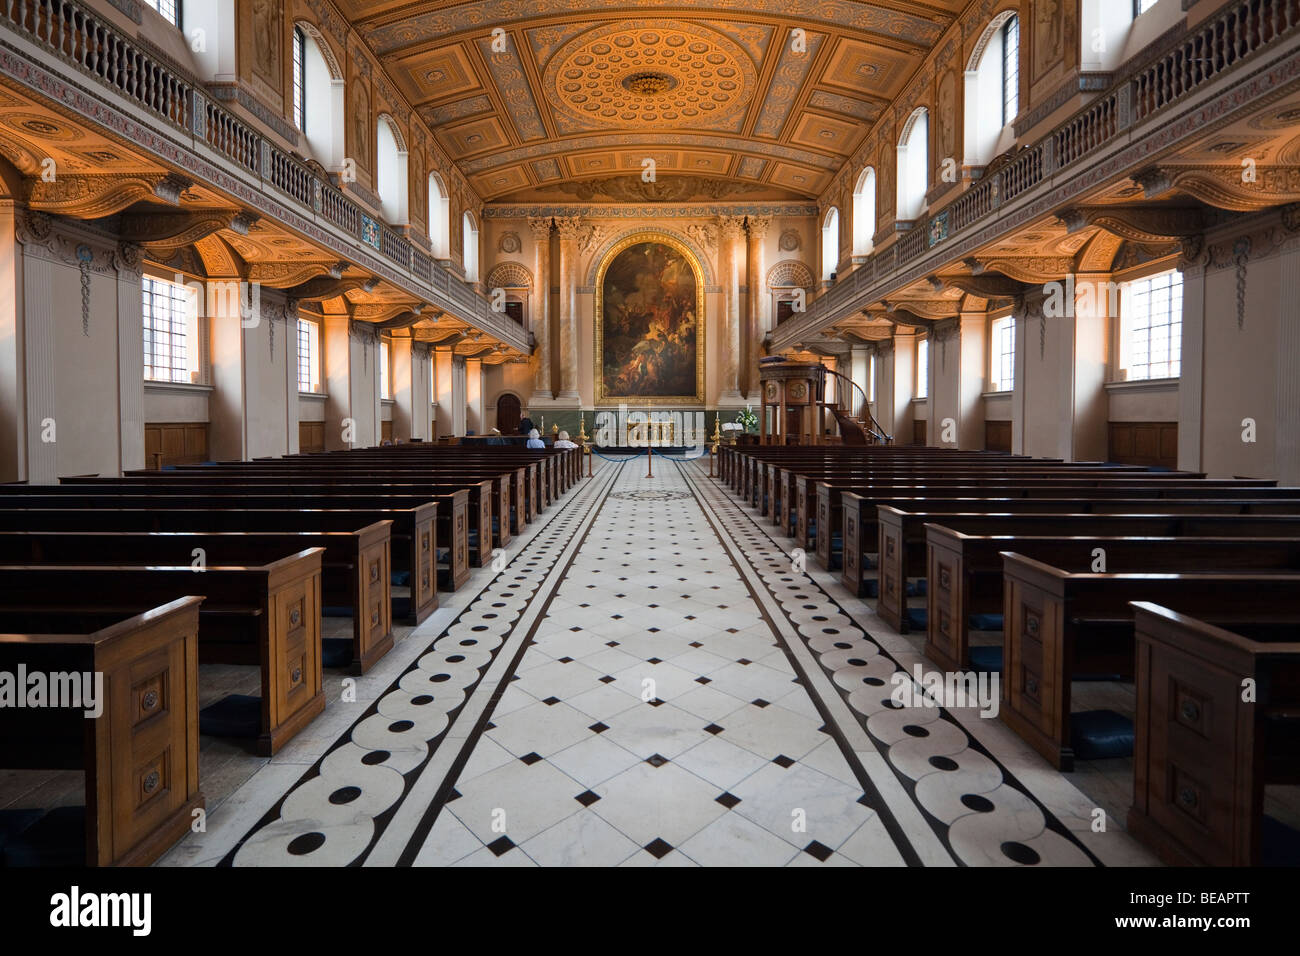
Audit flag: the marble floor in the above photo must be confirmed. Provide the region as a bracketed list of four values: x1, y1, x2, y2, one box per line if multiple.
[150, 456, 1166, 867]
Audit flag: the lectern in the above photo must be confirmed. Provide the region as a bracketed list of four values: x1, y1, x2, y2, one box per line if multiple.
[758, 359, 827, 446]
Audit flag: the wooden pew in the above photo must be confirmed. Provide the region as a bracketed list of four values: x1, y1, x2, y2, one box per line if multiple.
[0, 598, 203, 866]
[1128, 602, 1300, 867]
[0, 551, 325, 756]
[926, 530, 1300, 673]
[29, 479, 494, 571]
[999, 555, 1300, 770]
[864, 497, 1300, 628]
[0, 528, 392, 674]
[0, 495, 454, 608]
[110, 466, 526, 543]
[0, 505, 436, 625]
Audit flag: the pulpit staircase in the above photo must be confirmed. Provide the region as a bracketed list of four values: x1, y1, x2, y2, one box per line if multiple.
[820, 368, 892, 446]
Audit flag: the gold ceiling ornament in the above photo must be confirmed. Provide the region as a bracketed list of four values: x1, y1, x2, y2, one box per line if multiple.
[542, 20, 757, 130]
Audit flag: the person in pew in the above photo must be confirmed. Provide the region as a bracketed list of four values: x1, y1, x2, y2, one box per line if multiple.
[525, 428, 545, 450]
[553, 430, 578, 450]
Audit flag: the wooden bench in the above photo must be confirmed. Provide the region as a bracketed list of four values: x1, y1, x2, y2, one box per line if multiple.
[1128, 601, 1300, 867]
[0, 550, 325, 756]
[925, 530, 1300, 673]
[0, 527, 392, 674]
[863, 497, 1300, 624]
[999, 555, 1300, 770]
[0, 496, 451, 610]
[0, 597, 203, 866]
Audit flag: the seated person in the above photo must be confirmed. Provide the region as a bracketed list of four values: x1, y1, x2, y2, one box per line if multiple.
[525, 428, 546, 449]
[519, 417, 535, 436]
[553, 430, 578, 450]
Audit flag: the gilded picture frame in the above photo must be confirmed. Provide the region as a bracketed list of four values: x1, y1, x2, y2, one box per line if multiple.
[594, 231, 706, 406]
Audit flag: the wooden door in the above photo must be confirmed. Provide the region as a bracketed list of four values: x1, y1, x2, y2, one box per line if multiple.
[497, 393, 522, 435]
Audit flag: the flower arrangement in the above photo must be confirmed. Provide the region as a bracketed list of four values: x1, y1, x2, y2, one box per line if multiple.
[735, 405, 759, 433]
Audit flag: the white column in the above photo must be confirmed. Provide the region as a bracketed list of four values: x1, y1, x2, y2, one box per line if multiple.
[717, 214, 745, 404]
[115, 243, 144, 472]
[528, 217, 553, 402]
[745, 215, 770, 398]
[434, 346, 454, 439]
[466, 357, 483, 435]
[553, 216, 582, 403]
[1275, 240, 1300, 484]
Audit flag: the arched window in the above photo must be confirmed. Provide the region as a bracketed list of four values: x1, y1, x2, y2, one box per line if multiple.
[821, 207, 840, 281]
[292, 23, 345, 172]
[852, 167, 876, 256]
[428, 172, 450, 259]
[964, 12, 1019, 168]
[375, 114, 409, 225]
[462, 211, 480, 283]
[896, 108, 929, 222]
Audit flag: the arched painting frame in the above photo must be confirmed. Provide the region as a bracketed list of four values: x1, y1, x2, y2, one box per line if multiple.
[594, 231, 706, 405]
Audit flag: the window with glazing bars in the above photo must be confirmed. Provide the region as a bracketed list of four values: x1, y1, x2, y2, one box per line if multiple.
[142, 275, 191, 383]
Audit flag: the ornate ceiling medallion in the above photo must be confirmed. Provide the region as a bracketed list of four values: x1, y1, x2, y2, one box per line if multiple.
[622, 72, 678, 96]
[542, 20, 757, 129]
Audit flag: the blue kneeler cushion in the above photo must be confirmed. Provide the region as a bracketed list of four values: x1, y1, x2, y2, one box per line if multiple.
[1, 806, 85, 867]
[1069, 710, 1134, 760]
[200, 693, 262, 739]
[968, 645, 1003, 673]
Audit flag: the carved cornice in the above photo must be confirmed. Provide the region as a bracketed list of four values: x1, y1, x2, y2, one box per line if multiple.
[23, 173, 170, 219]
[119, 210, 250, 255]
[942, 272, 1033, 299]
[1058, 205, 1204, 243]
[287, 275, 378, 301]
[1165, 165, 1300, 212]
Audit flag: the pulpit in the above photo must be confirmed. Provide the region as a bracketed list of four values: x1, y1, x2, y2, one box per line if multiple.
[759, 359, 827, 445]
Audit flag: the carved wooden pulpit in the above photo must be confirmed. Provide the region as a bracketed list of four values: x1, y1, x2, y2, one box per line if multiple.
[759, 359, 827, 445]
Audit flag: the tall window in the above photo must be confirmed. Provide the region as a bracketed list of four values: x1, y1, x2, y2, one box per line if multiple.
[376, 115, 409, 225]
[428, 173, 450, 258]
[143, 0, 180, 27]
[821, 207, 840, 280]
[1120, 270, 1183, 381]
[897, 108, 929, 221]
[142, 275, 199, 383]
[297, 318, 322, 393]
[462, 212, 480, 282]
[1001, 16, 1020, 127]
[990, 315, 1015, 392]
[867, 354, 877, 403]
[852, 168, 876, 256]
[293, 27, 306, 132]
[379, 340, 392, 400]
[916, 337, 929, 399]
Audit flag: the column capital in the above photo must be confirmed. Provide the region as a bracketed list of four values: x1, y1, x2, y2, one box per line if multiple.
[554, 215, 584, 240]
[718, 214, 745, 240]
[527, 216, 553, 241]
[746, 214, 771, 241]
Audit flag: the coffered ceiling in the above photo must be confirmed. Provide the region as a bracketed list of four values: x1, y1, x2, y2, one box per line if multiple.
[336, 0, 968, 202]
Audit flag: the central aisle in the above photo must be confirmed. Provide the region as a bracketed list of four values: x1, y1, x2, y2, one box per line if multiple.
[405, 458, 899, 866]
[205, 456, 1138, 867]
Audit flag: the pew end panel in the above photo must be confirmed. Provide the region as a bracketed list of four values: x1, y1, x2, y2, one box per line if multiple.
[352, 521, 394, 674]
[0, 597, 204, 866]
[1129, 602, 1300, 867]
[999, 554, 1073, 770]
[259, 548, 327, 756]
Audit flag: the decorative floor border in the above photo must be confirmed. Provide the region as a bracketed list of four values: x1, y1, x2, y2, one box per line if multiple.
[681, 460, 1105, 867]
[220, 462, 623, 867]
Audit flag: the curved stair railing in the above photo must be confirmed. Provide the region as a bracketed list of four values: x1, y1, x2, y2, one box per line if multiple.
[822, 367, 892, 445]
